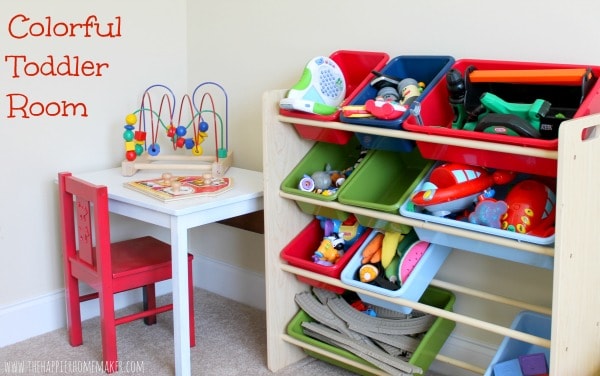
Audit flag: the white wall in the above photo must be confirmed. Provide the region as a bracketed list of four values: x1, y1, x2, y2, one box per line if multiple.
[0, 1, 187, 306]
[0, 0, 597, 364]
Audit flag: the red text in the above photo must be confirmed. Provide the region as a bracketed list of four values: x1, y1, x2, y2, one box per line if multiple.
[5, 93, 88, 118]
[8, 14, 122, 39]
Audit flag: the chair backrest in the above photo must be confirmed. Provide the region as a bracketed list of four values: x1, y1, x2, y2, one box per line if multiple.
[58, 172, 113, 281]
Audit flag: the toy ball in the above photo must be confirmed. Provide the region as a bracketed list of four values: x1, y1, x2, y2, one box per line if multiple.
[311, 171, 332, 190]
[125, 113, 137, 125]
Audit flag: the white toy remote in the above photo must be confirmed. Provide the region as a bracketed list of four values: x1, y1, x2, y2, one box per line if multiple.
[279, 56, 346, 115]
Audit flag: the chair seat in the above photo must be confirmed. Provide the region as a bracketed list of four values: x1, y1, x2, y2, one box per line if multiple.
[110, 236, 173, 278]
[69, 236, 193, 292]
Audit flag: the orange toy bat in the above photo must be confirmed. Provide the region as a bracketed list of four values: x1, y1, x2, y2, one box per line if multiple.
[469, 68, 592, 85]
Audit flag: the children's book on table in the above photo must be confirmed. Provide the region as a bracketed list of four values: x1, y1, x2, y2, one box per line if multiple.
[124, 174, 233, 202]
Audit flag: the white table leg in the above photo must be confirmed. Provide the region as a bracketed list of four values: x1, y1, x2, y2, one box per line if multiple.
[171, 218, 191, 376]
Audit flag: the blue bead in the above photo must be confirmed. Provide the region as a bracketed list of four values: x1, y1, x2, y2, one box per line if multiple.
[148, 143, 161, 156]
[185, 138, 195, 149]
[199, 121, 209, 132]
[176, 125, 187, 137]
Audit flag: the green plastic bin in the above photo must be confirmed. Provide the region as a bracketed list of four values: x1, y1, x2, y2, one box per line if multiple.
[280, 138, 365, 220]
[286, 286, 456, 376]
[338, 148, 432, 233]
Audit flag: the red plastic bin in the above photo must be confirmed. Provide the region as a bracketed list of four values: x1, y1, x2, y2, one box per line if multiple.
[402, 59, 600, 177]
[280, 50, 389, 144]
[280, 218, 372, 294]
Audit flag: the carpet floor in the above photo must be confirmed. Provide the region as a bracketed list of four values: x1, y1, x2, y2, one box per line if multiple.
[0, 288, 444, 375]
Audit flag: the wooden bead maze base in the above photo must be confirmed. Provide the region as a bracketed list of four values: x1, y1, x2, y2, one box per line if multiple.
[121, 150, 233, 177]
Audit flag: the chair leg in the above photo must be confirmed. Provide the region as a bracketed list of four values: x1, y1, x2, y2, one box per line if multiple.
[188, 258, 196, 348]
[98, 290, 119, 374]
[143, 284, 157, 325]
[65, 273, 83, 347]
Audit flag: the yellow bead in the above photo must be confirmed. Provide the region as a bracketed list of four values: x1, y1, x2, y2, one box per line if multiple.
[196, 133, 207, 145]
[125, 141, 136, 151]
[192, 145, 203, 155]
[125, 113, 137, 125]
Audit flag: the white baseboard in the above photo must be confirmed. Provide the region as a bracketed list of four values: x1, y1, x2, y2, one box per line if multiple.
[192, 255, 266, 311]
[0, 256, 494, 375]
[0, 289, 66, 348]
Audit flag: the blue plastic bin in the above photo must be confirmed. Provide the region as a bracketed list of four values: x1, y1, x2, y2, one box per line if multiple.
[399, 163, 556, 270]
[340, 230, 452, 314]
[484, 311, 551, 376]
[340, 55, 455, 152]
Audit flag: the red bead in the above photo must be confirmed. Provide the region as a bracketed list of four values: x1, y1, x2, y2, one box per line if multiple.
[125, 150, 137, 161]
[134, 131, 146, 141]
[167, 126, 176, 138]
[176, 137, 186, 148]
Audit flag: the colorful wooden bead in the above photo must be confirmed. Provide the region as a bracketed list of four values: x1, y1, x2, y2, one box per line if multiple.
[125, 150, 136, 161]
[123, 129, 134, 141]
[134, 130, 146, 141]
[176, 125, 187, 137]
[125, 113, 137, 125]
[148, 143, 160, 156]
[167, 125, 176, 138]
[199, 121, 209, 132]
[185, 138, 195, 149]
[192, 145, 203, 156]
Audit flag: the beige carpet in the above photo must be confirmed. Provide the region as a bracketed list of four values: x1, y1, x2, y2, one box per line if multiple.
[0, 289, 444, 375]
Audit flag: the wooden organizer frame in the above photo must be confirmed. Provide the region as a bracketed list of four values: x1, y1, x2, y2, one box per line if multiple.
[262, 89, 600, 375]
[121, 150, 233, 177]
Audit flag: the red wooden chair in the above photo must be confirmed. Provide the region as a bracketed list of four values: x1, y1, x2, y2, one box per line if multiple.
[58, 172, 195, 373]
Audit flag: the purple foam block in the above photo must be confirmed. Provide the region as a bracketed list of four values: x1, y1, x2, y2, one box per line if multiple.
[518, 353, 548, 375]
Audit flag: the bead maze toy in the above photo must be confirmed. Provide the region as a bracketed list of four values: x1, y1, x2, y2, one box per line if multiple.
[121, 82, 232, 177]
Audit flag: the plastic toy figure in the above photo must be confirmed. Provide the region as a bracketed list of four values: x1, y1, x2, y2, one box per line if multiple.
[318, 214, 365, 247]
[312, 233, 345, 266]
[398, 78, 424, 106]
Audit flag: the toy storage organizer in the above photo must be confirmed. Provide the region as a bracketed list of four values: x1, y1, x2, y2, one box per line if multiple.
[402, 59, 600, 177]
[263, 89, 600, 375]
